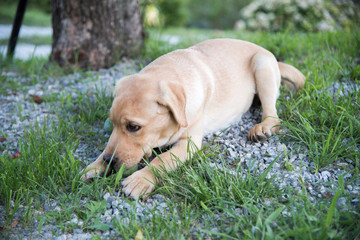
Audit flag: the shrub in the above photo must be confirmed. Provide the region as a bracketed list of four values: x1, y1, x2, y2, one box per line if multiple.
[144, 4, 161, 27]
[187, 0, 252, 29]
[0, 0, 51, 12]
[157, 0, 189, 27]
[235, 0, 360, 32]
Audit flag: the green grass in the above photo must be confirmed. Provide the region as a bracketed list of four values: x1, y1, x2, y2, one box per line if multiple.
[1, 27, 360, 239]
[0, 35, 52, 46]
[0, 54, 97, 95]
[0, 3, 51, 27]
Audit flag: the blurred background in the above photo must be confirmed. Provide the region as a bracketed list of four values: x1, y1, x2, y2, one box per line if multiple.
[1, 0, 359, 30]
[0, 0, 359, 60]
[144, 0, 359, 31]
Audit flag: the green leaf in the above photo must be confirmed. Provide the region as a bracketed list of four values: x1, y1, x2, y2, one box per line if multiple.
[350, 64, 360, 79]
[123, 164, 139, 178]
[200, 201, 212, 214]
[114, 164, 126, 189]
[325, 189, 340, 228]
[264, 206, 285, 226]
[88, 218, 110, 231]
[338, 174, 345, 193]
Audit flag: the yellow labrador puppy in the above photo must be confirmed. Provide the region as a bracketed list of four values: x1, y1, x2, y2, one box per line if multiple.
[82, 39, 305, 199]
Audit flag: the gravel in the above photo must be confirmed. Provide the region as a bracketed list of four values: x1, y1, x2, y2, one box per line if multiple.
[1, 61, 359, 239]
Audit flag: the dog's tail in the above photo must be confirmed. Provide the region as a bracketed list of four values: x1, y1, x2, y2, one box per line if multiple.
[278, 62, 306, 92]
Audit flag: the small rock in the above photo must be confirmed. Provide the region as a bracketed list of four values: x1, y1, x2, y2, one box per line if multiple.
[321, 171, 331, 182]
[43, 204, 50, 211]
[356, 180, 360, 186]
[73, 229, 83, 234]
[111, 200, 119, 207]
[159, 202, 168, 209]
[276, 143, 286, 152]
[265, 157, 274, 164]
[70, 218, 78, 224]
[228, 148, 237, 158]
[107, 197, 114, 204]
[104, 209, 112, 218]
[344, 173, 352, 179]
[113, 208, 120, 215]
[267, 148, 276, 156]
[319, 186, 326, 194]
[103, 192, 111, 201]
[351, 198, 359, 205]
[336, 197, 347, 207]
[55, 235, 67, 240]
[273, 162, 281, 169]
[152, 194, 164, 201]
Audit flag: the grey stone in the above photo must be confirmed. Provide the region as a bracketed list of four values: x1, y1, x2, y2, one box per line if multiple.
[123, 202, 132, 211]
[228, 148, 237, 158]
[356, 180, 360, 186]
[337, 197, 347, 207]
[264, 157, 274, 164]
[43, 204, 50, 211]
[273, 162, 281, 169]
[276, 143, 286, 152]
[55, 235, 67, 240]
[267, 148, 276, 156]
[321, 171, 332, 182]
[104, 209, 112, 218]
[103, 192, 111, 201]
[73, 228, 83, 234]
[152, 194, 164, 201]
[107, 197, 114, 204]
[54, 206, 61, 212]
[113, 208, 120, 215]
[111, 200, 119, 207]
[159, 202, 168, 209]
[344, 173, 352, 179]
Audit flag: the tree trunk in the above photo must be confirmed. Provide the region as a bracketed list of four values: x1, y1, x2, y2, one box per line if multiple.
[50, 0, 144, 70]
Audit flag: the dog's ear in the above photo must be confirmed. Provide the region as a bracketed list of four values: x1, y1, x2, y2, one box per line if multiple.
[113, 76, 132, 98]
[157, 81, 188, 128]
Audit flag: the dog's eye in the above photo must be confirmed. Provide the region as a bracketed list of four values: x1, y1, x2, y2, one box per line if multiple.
[126, 123, 141, 132]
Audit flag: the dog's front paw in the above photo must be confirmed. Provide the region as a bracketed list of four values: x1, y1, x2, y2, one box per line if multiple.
[121, 167, 155, 199]
[80, 168, 102, 181]
[248, 119, 280, 142]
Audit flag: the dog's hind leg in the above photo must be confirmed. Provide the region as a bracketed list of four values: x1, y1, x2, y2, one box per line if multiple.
[248, 53, 282, 142]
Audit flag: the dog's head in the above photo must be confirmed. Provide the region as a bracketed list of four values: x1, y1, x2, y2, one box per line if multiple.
[104, 74, 188, 169]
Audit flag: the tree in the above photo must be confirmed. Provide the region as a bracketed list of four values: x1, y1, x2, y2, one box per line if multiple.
[50, 0, 144, 70]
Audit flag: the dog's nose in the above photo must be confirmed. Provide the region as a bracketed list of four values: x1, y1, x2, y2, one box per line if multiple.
[103, 154, 118, 164]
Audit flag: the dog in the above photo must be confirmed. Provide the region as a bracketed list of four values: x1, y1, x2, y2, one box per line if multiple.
[81, 38, 306, 199]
